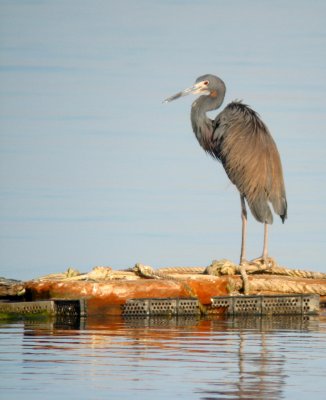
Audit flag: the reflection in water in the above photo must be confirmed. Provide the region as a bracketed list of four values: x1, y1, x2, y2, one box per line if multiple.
[200, 318, 288, 400]
[13, 315, 324, 400]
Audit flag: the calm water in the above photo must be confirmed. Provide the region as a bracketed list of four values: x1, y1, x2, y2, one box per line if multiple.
[1, 315, 326, 400]
[1, 1, 326, 281]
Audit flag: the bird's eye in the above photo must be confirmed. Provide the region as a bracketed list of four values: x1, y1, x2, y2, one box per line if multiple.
[203, 81, 209, 85]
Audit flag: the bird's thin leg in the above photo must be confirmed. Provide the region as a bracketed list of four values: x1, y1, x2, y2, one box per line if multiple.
[240, 195, 247, 265]
[262, 222, 268, 261]
[250, 222, 273, 267]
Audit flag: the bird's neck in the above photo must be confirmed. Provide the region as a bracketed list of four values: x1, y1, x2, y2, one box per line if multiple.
[191, 94, 224, 140]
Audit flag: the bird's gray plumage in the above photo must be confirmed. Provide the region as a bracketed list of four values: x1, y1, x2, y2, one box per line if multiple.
[189, 75, 287, 225]
[164, 73, 287, 262]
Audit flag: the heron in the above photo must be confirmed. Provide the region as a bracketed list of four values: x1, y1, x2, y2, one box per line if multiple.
[163, 74, 287, 265]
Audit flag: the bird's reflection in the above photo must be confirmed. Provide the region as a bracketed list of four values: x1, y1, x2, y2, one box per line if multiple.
[22, 314, 322, 400]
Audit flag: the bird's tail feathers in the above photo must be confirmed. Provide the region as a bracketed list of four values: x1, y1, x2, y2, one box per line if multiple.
[247, 195, 273, 224]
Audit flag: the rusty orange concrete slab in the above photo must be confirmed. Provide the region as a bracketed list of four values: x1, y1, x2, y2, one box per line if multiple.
[24, 273, 326, 316]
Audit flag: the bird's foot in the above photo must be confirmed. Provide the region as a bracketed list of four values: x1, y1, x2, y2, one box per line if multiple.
[239, 257, 250, 266]
[249, 256, 277, 269]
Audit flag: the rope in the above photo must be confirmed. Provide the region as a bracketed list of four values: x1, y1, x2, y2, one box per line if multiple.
[265, 265, 326, 280]
[205, 259, 250, 294]
[132, 263, 207, 314]
[37, 268, 80, 281]
[0, 278, 25, 297]
[249, 278, 326, 296]
[35, 260, 326, 297]
[157, 266, 206, 275]
[38, 266, 120, 281]
[205, 258, 326, 295]
[239, 264, 250, 295]
[205, 258, 326, 280]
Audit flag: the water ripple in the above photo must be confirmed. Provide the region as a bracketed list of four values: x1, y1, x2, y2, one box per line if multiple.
[1, 315, 326, 399]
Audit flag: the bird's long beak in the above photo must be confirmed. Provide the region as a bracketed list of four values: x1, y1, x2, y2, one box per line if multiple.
[163, 81, 208, 103]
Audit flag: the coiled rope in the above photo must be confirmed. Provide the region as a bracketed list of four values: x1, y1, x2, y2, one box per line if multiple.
[134, 259, 326, 297]
[204, 258, 326, 295]
[37, 259, 326, 298]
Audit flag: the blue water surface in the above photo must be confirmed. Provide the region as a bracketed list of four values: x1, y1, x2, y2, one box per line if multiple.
[1, 315, 326, 400]
[0, 1, 325, 277]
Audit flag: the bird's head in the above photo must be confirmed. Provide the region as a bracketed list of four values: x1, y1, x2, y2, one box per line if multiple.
[163, 74, 225, 103]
